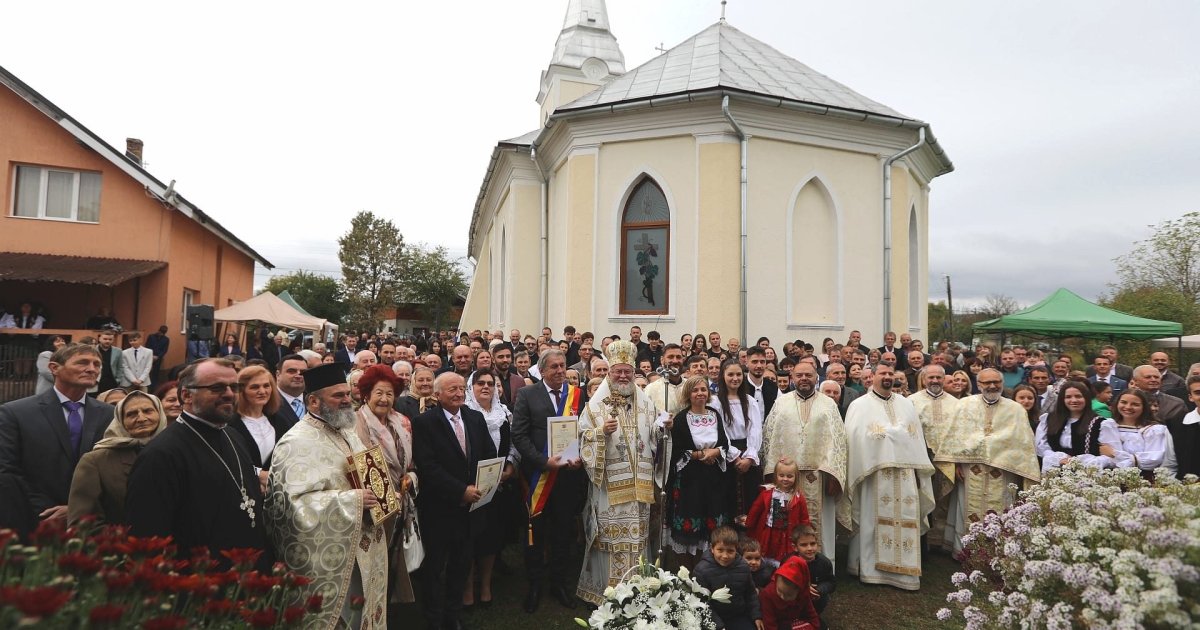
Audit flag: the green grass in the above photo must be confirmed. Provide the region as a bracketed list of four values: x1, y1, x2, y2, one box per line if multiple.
[392, 544, 962, 629]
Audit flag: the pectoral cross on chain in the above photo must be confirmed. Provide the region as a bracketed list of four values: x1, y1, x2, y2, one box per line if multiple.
[240, 489, 256, 527]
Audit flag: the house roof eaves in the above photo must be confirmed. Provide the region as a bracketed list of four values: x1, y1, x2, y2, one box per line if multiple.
[0, 64, 274, 269]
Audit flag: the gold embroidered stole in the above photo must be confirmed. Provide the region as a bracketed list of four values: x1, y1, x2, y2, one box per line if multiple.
[874, 467, 922, 576]
[600, 395, 655, 506]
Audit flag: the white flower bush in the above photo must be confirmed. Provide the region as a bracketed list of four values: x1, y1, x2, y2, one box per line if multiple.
[577, 563, 731, 630]
[938, 463, 1199, 629]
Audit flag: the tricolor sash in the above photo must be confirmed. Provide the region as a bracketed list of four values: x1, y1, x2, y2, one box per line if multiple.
[526, 384, 582, 519]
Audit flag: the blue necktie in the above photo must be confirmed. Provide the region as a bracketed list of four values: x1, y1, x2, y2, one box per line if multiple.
[63, 401, 84, 457]
[291, 399, 305, 418]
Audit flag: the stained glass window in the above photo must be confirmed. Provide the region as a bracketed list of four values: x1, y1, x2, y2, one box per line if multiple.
[620, 178, 669, 314]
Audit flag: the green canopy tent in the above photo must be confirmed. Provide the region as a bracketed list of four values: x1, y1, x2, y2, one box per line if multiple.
[276, 290, 315, 318]
[973, 288, 1184, 369]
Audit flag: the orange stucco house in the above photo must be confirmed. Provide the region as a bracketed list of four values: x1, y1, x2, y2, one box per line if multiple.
[0, 64, 272, 370]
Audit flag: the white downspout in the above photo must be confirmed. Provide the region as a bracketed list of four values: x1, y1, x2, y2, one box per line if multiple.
[882, 126, 925, 336]
[721, 95, 749, 345]
[531, 145, 549, 327]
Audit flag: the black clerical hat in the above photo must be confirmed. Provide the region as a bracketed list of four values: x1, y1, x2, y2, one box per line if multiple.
[303, 363, 348, 393]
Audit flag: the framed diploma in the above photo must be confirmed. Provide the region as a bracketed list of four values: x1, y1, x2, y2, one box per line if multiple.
[471, 456, 506, 512]
[347, 445, 401, 524]
[548, 415, 579, 459]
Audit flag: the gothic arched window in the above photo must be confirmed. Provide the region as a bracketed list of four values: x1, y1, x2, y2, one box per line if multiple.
[619, 178, 670, 314]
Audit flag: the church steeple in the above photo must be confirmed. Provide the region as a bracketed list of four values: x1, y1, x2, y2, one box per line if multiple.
[538, 0, 626, 123]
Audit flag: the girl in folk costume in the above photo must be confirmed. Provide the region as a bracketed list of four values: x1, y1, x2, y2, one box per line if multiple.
[1035, 380, 1106, 474]
[715, 360, 764, 522]
[667, 375, 733, 566]
[1102, 389, 1177, 480]
[745, 458, 811, 561]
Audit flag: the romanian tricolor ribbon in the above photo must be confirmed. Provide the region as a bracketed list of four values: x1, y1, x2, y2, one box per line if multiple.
[526, 384, 582, 520]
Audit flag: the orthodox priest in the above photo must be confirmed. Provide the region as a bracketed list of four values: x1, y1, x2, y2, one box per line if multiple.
[907, 365, 960, 548]
[844, 363, 934, 591]
[933, 368, 1039, 553]
[760, 361, 849, 562]
[265, 363, 388, 629]
[576, 340, 672, 605]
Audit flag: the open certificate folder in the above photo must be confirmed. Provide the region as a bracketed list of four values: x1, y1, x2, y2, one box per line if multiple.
[548, 415, 580, 460]
[471, 457, 506, 512]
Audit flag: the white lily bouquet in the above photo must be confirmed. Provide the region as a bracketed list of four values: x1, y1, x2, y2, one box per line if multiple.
[576, 562, 732, 630]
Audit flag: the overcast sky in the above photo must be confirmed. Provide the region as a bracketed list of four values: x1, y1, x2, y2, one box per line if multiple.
[4, 1, 1197, 310]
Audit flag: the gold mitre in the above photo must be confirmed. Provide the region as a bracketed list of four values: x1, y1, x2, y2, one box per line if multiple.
[605, 340, 637, 367]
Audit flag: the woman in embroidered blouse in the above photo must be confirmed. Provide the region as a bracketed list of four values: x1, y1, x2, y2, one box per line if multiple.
[1101, 389, 1177, 479]
[353, 364, 418, 604]
[667, 375, 733, 567]
[464, 369, 519, 608]
[1035, 380, 1105, 473]
[716, 360, 764, 521]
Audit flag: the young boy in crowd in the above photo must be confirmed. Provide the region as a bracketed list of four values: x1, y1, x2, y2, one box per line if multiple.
[790, 525, 835, 622]
[759, 556, 821, 630]
[741, 538, 779, 590]
[694, 526, 762, 630]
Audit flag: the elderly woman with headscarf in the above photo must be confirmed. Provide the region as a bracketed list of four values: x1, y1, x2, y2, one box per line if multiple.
[67, 391, 168, 526]
[354, 363, 419, 604]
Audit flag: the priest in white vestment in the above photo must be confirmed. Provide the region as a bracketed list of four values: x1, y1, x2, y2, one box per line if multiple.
[577, 341, 671, 605]
[933, 369, 1039, 553]
[908, 365, 960, 549]
[266, 364, 389, 629]
[761, 362, 849, 561]
[844, 363, 935, 591]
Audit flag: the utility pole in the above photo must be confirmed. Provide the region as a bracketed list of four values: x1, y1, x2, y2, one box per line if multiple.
[944, 274, 954, 342]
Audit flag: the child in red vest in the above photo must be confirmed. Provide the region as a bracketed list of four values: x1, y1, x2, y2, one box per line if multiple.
[745, 458, 811, 560]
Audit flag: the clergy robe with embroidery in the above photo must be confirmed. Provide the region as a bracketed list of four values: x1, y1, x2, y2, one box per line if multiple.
[844, 391, 935, 591]
[908, 390, 961, 547]
[933, 395, 1039, 553]
[576, 379, 668, 605]
[760, 390, 849, 562]
[265, 417, 389, 630]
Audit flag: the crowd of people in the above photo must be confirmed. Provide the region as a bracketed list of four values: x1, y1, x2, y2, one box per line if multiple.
[0, 323, 1197, 630]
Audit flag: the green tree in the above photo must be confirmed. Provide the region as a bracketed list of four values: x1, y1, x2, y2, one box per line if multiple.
[261, 270, 345, 325]
[1114, 211, 1200, 302]
[338, 211, 404, 332]
[1101, 286, 1200, 365]
[397, 244, 468, 332]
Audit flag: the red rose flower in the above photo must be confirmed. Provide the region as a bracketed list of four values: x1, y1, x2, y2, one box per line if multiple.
[125, 536, 175, 555]
[283, 605, 307, 625]
[8, 586, 73, 618]
[305, 594, 324, 613]
[104, 571, 135, 592]
[220, 548, 264, 570]
[241, 573, 283, 593]
[284, 573, 313, 587]
[89, 604, 126, 625]
[241, 608, 278, 628]
[57, 551, 103, 574]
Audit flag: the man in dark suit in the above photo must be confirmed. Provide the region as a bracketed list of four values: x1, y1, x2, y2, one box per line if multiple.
[1132, 364, 1187, 426]
[1088, 356, 1128, 398]
[0, 343, 111, 523]
[274, 354, 309, 427]
[511, 348, 585, 613]
[1085, 345, 1134, 383]
[877, 331, 906, 371]
[412, 372, 496, 630]
[744, 347, 779, 417]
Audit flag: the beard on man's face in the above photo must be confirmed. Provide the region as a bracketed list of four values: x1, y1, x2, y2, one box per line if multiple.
[609, 378, 635, 397]
[320, 402, 357, 429]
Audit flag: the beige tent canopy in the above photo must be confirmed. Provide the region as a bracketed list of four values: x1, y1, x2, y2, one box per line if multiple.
[214, 291, 328, 332]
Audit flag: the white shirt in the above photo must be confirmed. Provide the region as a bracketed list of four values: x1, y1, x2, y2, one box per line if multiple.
[241, 415, 276, 463]
[717, 397, 763, 464]
[747, 375, 767, 412]
[544, 381, 566, 412]
[53, 387, 87, 424]
[1035, 413, 1109, 473]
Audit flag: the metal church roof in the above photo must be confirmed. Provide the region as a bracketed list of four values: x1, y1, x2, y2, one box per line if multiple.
[559, 21, 913, 121]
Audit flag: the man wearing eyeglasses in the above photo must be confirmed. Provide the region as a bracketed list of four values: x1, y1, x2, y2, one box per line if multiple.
[126, 358, 272, 571]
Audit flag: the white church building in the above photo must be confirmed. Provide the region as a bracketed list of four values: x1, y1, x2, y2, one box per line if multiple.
[459, 0, 953, 345]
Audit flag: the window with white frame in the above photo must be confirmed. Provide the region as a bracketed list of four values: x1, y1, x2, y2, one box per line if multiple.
[11, 164, 101, 222]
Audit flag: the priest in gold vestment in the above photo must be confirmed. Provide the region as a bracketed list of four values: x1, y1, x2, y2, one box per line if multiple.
[844, 364, 934, 591]
[266, 363, 389, 629]
[761, 362, 849, 561]
[577, 341, 671, 605]
[933, 369, 1039, 553]
[908, 365, 960, 549]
